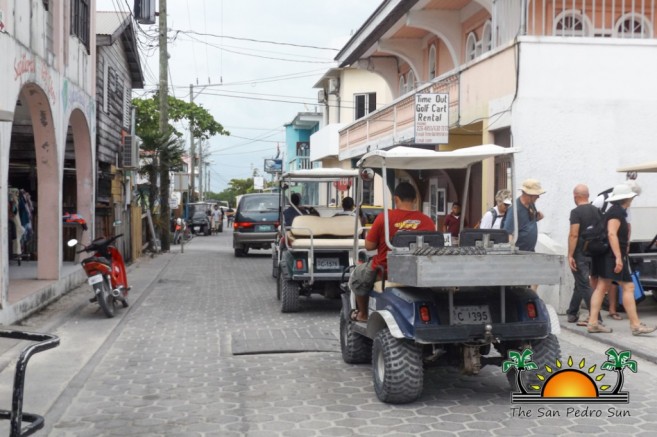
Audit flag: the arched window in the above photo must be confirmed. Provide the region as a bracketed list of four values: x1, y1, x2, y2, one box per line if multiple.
[615, 14, 652, 38]
[554, 10, 590, 37]
[407, 70, 415, 91]
[398, 74, 406, 96]
[482, 20, 493, 52]
[428, 45, 436, 80]
[466, 32, 477, 61]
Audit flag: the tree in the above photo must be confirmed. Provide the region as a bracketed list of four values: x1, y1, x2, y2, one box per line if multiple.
[502, 348, 538, 394]
[601, 348, 637, 394]
[133, 94, 229, 251]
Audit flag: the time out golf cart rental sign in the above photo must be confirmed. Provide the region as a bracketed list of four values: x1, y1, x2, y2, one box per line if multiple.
[414, 93, 449, 144]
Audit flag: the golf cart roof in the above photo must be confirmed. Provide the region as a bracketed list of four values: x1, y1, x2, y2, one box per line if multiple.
[357, 144, 517, 170]
[281, 168, 360, 181]
[617, 160, 657, 173]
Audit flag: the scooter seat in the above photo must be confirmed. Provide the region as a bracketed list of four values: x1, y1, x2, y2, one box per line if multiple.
[81, 256, 110, 265]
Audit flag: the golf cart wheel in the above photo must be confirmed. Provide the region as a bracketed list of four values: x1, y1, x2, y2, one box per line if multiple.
[276, 259, 286, 300]
[280, 268, 299, 313]
[372, 328, 423, 404]
[503, 334, 561, 391]
[272, 250, 279, 279]
[340, 307, 372, 364]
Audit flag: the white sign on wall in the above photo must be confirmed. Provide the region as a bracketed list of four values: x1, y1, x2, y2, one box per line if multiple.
[414, 93, 449, 144]
[253, 176, 264, 190]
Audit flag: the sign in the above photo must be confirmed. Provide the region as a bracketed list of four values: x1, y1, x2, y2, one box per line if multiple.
[254, 176, 264, 190]
[332, 178, 352, 192]
[169, 193, 180, 209]
[264, 159, 282, 174]
[414, 93, 449, 144]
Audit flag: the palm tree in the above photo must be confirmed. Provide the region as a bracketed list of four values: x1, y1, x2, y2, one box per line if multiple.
[502, 348, 538, 394]
[601, 348, 637, 394]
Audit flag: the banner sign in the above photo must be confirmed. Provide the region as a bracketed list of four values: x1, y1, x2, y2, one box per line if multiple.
[414, 93, 449, 144]
[264, 159, 282, 174]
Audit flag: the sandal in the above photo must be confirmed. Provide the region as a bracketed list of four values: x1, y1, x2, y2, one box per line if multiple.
[587, 323, 613, 334]
[631, 324, 657, 336]
[350, 309, 367, 323]
[608, 313, 623, 320]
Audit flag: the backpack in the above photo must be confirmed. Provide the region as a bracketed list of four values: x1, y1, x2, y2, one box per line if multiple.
[581, 209, 609, 257]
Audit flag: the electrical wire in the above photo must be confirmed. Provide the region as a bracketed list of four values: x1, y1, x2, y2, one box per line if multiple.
[171, 29, 340, 51]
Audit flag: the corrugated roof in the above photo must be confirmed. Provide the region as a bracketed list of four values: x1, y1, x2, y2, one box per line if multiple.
[96, 11, 130, 37]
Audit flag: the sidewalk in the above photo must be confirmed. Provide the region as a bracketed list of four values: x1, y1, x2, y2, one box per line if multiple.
[559, 294, 657, 364]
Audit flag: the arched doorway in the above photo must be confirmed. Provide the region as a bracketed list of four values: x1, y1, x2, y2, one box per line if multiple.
[7, 83, 59, 281]
[63, 108, 93, 256]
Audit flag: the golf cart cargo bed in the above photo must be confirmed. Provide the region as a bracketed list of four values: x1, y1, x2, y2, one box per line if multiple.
[388, 251, 562, 288]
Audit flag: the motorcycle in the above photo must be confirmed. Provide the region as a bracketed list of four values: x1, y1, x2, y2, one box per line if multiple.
[67, 234, 129, 318]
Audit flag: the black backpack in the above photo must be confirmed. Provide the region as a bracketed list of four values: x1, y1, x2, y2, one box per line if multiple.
[487, 207, 507, 229]
[581, 208, 609, 257]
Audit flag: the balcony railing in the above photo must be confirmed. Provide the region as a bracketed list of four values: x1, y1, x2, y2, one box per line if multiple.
[339, 74, 459, 158]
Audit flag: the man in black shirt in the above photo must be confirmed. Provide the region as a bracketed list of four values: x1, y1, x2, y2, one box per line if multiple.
[566, 184, 602, 325]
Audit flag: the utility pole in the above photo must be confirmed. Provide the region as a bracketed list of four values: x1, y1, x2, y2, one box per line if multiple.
[199, 139, 204, 201]
[189, 84, 195, 203]
[156, 0, 168, 252]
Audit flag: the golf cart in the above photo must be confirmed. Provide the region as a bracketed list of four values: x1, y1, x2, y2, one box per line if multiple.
[274, 168, 366, 313]
[340, 145, 563, 404]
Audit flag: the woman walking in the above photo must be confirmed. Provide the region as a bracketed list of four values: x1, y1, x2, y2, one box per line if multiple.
[587, 184, 656, 335]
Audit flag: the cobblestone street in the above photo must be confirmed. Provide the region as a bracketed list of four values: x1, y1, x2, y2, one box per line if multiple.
[4, 231, 657, 436]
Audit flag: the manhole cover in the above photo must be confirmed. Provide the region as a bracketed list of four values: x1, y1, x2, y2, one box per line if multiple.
[231, 327, 338, 355]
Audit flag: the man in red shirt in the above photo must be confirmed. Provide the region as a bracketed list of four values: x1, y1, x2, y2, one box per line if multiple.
[348, 182, 435, 322]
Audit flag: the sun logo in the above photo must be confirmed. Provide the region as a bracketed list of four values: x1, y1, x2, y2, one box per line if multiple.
[503, 347, 635, 404]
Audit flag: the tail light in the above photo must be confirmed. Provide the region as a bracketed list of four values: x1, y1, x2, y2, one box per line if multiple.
[234, 221, 254, 230]
[526, 301, 537, 319]
[419, 305, 431, 323]
[295, 259, 306, 271]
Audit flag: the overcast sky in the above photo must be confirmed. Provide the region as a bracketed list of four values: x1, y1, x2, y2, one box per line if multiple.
[97, 0, 381, 192]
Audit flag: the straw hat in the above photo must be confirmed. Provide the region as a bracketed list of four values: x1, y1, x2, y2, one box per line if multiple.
[520, 179, 546, 196]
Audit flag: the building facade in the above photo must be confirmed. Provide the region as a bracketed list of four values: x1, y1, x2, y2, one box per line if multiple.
[1, 0, 96, 324]
[335, 0, 657, 311]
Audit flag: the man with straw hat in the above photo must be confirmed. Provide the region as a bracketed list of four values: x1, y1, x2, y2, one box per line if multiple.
[502, 178, 545, 252]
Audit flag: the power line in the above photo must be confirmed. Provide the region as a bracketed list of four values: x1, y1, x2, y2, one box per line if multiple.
[172, 29, 339, 51]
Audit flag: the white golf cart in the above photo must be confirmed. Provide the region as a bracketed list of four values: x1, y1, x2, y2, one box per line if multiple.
[341, 145, 563, 403]
[274, 168, 367, 313]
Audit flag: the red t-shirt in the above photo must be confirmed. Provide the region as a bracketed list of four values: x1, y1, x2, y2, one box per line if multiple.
[443, 213, 461, 237]
[366, 209, 435, 272]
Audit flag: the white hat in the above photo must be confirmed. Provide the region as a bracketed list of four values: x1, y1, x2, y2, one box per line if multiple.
[503, 197, 512, 205]
[607, 183, 639, 202]
[520, 179, 546, 196]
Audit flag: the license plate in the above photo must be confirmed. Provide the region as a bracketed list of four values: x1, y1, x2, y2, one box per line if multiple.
[88, 274, 103, 286]
[452, 305, 491, 325]
[316, 258, 340, 270]
[194, 226, 200, 231]
[256, 225, 273, 232]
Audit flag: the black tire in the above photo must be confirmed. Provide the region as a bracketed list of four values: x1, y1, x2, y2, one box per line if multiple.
[372, 328, 423, 404]
[503, 334, 561, 391]
[276, 263, 283, 301]
[205, 226, 211, 236]
[96, 277, 116, 318]
[280, 267, 299, 313]
[340, 308, 372, 364]
[272, 250, 279, 279]
[219, 223, 223, 233]
[234, 247, 246, 257]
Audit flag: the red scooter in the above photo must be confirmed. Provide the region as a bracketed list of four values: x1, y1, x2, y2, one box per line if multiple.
[68, 234, 129, 318]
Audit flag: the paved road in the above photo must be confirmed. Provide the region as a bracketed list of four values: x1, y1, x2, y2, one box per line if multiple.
[3, 230, 657, 436]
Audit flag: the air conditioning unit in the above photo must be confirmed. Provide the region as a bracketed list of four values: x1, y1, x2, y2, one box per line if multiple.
[328, 78, 339, 95]
[122, 135, 139, 169]
[317, 89, 326, 103]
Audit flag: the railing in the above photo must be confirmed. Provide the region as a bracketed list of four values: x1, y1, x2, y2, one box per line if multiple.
[524, 0, 656, 38]
[339, 73, 459, 156]
[288, 156, 313, 170]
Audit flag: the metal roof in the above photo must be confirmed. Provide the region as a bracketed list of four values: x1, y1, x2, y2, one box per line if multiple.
[96, 11, 144, 89]
[357, 145, 517, 170]
[281, 168, 359, 180]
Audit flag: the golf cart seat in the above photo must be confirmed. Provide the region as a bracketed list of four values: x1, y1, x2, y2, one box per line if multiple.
[391, 231, 445, 248]
[459, 229, 509, 247]
[287, 215, 365, 249]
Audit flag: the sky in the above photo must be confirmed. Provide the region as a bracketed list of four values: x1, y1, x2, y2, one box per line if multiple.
[97, 0, 382, 192]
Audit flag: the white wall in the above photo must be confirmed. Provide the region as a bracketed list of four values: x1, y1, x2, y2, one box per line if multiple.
[512, 37, 657, 311]
[340, 69, 394, 123]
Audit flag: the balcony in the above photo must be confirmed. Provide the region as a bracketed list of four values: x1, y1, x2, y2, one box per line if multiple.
[288, 150, 313, 171]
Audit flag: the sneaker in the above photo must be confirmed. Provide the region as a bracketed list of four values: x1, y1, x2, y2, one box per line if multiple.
[587, 323, 613, 334]
[631, 324, 657, 336]
[567, 314, 579, 323]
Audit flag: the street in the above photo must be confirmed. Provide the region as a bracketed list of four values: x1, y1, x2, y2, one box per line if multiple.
[3, 230, 657, 436]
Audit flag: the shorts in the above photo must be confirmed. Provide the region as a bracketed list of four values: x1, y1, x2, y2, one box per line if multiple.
[348, 260, 377, 297]
[600, 253, 632, 284]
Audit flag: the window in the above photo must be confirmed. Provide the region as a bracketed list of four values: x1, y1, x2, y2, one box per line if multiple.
[428, 45, 436, 80]
[466, 32, 477, 61]
[355, 92, 376, 120]
[615, 14, 652, 39]
[398, 75, 406, 96]
[70, 0, 90, 50]
[554, 10, 590, 37]
[482, 20, 493, 52]
[407, 70, 415, 91]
